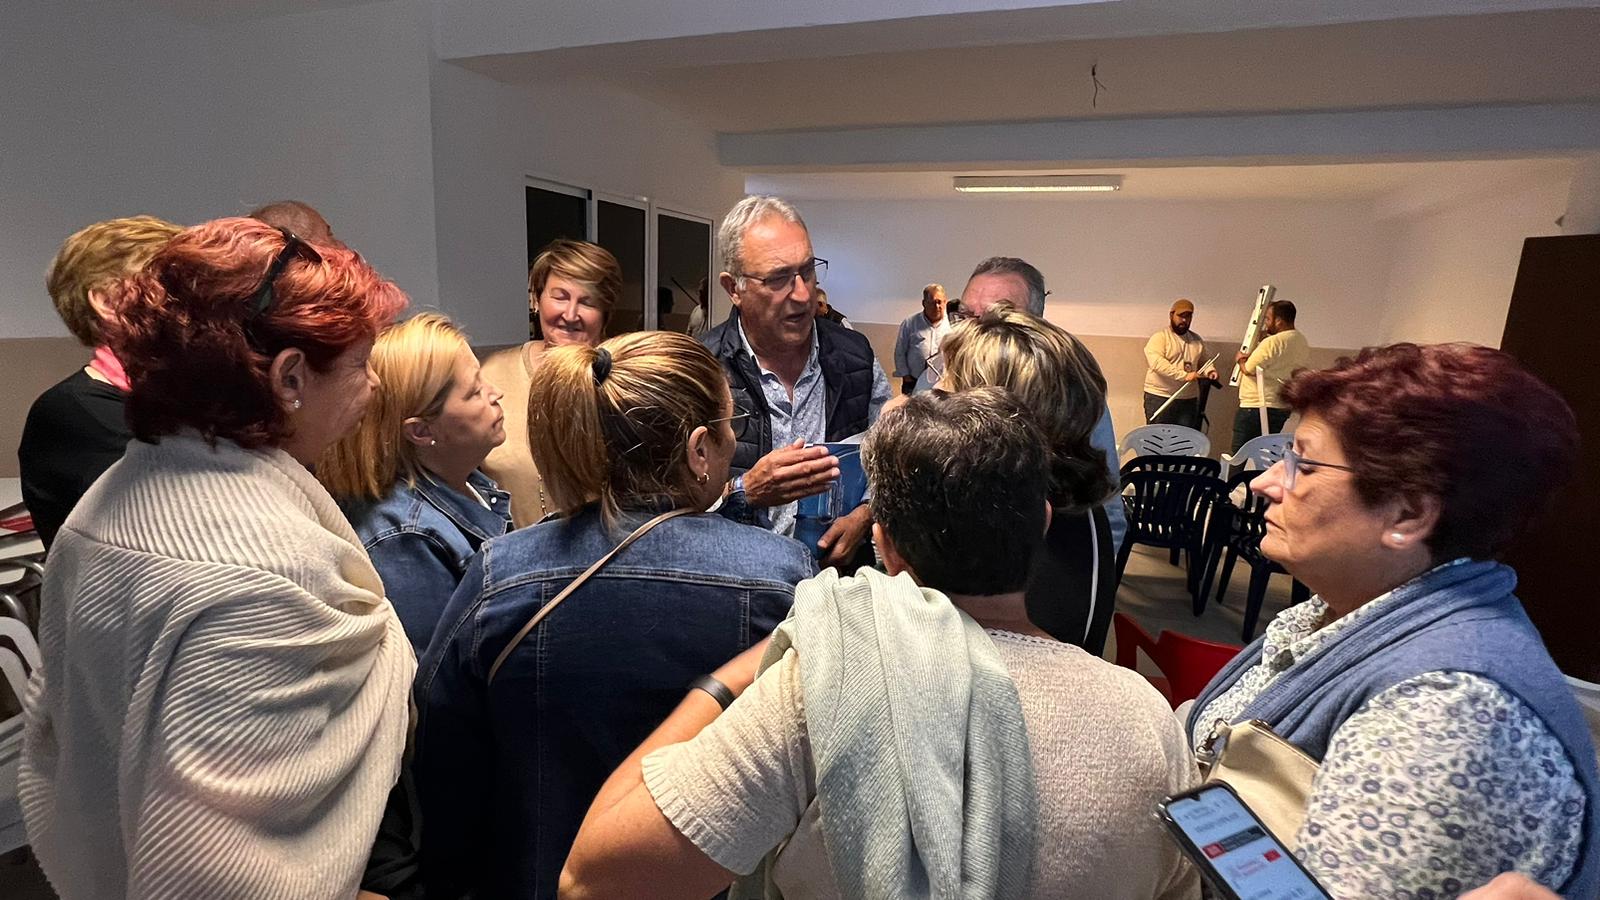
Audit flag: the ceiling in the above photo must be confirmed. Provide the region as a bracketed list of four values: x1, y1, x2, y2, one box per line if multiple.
[471, 8, 1600, 134]
[746, 158, 1578, 205]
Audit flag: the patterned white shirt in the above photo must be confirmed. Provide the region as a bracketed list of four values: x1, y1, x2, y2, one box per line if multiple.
[1193, 564, 1585, 899]
[736, 321, 890, 537]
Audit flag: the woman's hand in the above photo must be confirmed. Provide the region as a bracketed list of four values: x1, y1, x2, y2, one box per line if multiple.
[1459, 873, 1559, 900]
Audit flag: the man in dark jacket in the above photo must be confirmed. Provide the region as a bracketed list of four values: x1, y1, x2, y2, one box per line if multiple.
[701, 195, 890, 567]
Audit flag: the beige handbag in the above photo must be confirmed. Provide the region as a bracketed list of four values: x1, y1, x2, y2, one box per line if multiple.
[1196, 719, 1321, 847]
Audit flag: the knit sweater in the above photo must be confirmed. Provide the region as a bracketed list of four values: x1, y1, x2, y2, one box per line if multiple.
[20, 432, 415, 900]
[733, 568, 1037, 899]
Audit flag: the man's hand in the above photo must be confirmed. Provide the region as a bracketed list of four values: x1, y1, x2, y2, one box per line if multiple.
[1205, 369, 1221, 382]
[1183, 371, 1200, 382]
[816, 504, 872, 569]
[741, 440, 839, 508]
[1235, 350, 1249, 365]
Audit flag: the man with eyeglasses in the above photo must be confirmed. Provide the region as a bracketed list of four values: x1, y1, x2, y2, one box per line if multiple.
[945, 256, 1127, 553]
[892, 283, 949, 396]
[700, 196, 891, 567]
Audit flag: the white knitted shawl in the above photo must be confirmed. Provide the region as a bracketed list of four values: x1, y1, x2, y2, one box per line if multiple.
[20, 433, 414, 899]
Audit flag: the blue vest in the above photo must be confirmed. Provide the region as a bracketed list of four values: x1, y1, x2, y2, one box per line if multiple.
[1188, 560, 1600, 899]
[701, 309, 876, 474]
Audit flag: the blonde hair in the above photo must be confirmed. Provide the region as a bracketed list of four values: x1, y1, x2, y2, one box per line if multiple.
[527, 239, 622, 320]
[318, 313, 470, 501]
[529, 330, 729, 530]
[940, 307, 1113, 511]
[47, 215, 184, 346]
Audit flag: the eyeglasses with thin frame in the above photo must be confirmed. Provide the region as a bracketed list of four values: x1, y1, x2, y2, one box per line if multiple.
[1279, 446, 1357, 491]
[709, 403, 755, 432]
[738, 257, 828, 296]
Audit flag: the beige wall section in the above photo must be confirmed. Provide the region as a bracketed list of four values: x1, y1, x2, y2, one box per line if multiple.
[0, 330, 1356, 480]
[1, 338, 90, 477]
[854, 321, 1354, 456]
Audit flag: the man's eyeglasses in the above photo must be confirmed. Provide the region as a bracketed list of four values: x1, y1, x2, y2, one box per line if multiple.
[248, 228, 323, 325]
[738, 257, 828, 296]
[1279, 446, 1357, 491]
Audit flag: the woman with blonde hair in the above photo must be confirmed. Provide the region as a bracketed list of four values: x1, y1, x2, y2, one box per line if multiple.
[320, 312, 511, 651]
[480, 238, 621, 527]
[414, 330, 814, 900]
[19, 214, 184, 547]
[939, 306, 1119, 653]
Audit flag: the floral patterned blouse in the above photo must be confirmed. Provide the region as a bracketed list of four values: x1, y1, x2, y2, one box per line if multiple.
[1192, 566, 1585, 899]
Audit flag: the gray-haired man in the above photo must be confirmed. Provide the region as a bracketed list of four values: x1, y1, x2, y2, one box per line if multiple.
[948, 256, 1127, 552]
[700, 196, 891, 566]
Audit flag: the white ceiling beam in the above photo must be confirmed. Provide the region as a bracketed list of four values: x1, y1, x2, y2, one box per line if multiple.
[434, 0, 1600, 66]
[718, 103, 1600, 170]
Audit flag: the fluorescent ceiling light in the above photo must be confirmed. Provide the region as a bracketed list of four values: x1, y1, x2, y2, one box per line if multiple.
[953, 175, 1123, 193]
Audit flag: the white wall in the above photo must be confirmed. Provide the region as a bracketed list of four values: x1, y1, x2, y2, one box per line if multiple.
[0, 0, 442, 338]
[429, 63, 745, 344]
[1377, 171, 1571, 346]
[799, 197, 1391, 348]
[207, 0, 442, 312]
[0, 0, 742, 346]
[0, 1, 222, 338]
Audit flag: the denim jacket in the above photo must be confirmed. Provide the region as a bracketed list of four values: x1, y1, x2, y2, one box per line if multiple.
[412, 503, 815, 900]
[340, 468, 512, 650]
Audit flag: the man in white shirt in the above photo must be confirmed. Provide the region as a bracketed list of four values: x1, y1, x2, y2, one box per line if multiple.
[1233, 299, 1311, 452]
[1142, 298, 1216, 429]
[892, 283, 949, 395]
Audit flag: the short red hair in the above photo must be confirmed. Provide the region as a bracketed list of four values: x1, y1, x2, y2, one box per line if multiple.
[108, 217, 406, 449]
[1283, 343, 1578, 563]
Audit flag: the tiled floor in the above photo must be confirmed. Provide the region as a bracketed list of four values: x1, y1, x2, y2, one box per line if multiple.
[1105, 544, 1296, 669]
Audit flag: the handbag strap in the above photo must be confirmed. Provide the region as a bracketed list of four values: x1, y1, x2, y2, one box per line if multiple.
[487, 507, 696, 684]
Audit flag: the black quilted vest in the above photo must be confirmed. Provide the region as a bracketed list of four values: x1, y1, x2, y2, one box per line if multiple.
[701, 309, 876, 475]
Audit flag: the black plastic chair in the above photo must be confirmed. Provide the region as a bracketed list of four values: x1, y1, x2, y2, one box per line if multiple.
[1115, 469, 1228, 614]
[1120, 455, 1222, 567]
[1201, 469, 1312, 641]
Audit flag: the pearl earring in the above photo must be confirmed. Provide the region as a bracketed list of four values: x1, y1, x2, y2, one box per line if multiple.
[292, 399, 302, 410]
[1391, 532, 1405, 543]
[429, 439, 437, 447]
[696, 472, 709, 484]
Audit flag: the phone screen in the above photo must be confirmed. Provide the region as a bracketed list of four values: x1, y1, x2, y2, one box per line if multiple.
[1162, 784, 1328, 900]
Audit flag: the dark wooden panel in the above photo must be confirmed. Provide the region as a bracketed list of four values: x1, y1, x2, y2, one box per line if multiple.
[1499, 234, 1600, 681]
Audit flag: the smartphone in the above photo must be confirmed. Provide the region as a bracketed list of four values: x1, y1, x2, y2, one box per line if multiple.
[1158, 782, 1330, 900]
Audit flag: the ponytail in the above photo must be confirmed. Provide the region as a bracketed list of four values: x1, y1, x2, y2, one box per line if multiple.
[529, 343, 609, 515]
[529, 331, 729, 530]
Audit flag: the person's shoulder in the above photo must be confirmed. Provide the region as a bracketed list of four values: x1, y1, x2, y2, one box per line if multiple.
[681, 513, 814, 580]
[479, 343, 528, 380]
[993, 633, 1176, 716]
[817, 315, 872, 352]
[342, 481, 434, 542]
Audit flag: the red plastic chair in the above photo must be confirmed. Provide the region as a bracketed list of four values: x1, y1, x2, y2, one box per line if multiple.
[1112, 612, 1242, 708]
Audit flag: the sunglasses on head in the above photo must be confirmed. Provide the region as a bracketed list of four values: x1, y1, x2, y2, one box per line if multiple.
[247, 228, 323, 324]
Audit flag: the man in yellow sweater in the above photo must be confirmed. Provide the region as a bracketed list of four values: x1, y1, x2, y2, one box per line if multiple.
[1233, 299, 1310, 452]
[1142, 298, 1216, 429]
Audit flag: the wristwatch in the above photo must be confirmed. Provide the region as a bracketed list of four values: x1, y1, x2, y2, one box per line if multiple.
[731, 474, 746, 495]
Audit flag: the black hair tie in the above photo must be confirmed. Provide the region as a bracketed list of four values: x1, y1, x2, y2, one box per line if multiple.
[591, 347, 613, 385]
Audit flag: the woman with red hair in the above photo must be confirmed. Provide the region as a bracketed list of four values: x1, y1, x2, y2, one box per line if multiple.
[20, 218, 413, 900]
[1186, 343, 1598, 899]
